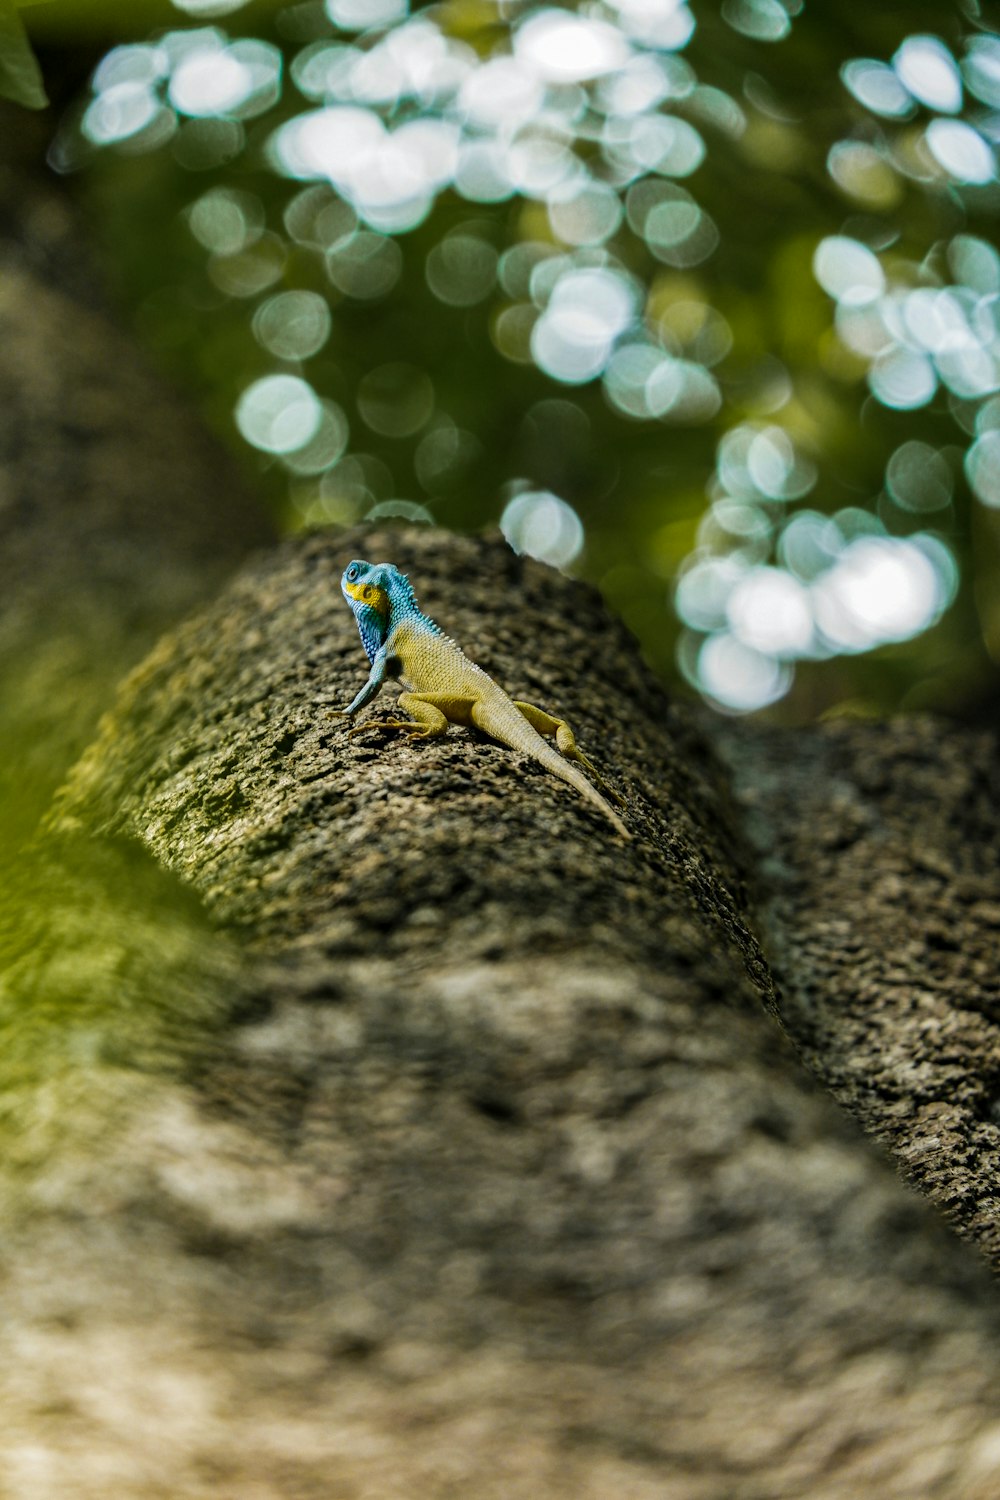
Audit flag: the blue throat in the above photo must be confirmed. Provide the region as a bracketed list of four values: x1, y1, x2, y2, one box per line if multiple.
[352, 567, 439, 663]
[355, 605, 386, 664]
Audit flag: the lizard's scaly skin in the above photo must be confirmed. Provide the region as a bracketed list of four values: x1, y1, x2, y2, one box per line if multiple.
[339, 559, 630, 838]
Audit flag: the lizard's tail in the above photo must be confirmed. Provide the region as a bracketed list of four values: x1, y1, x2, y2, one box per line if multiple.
[471, 695, 632, 839]
[537, 744, 632, 839]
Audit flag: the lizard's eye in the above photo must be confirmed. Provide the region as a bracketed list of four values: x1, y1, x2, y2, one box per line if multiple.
[347, 564, 359, 581]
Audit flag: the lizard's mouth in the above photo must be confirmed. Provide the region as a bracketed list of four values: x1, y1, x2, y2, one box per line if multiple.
[344, 580, 389, 618]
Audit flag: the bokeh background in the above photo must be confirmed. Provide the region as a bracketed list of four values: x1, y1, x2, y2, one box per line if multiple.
[24, 0, 1000, 719]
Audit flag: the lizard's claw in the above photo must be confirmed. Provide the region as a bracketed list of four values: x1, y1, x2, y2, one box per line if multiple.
[345, 716, 424, 741]
[381, 719, 427, 739]
[569, 749, 626, 808]
[588, 770, 626, 809]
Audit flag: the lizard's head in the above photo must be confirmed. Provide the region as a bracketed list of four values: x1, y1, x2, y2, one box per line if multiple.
[341, 558, 416, 615]
[341, 560, 422, 662]
[346, 558, 389, 603]
[341, 559, 393, 664]
[341, 555, 401, 612]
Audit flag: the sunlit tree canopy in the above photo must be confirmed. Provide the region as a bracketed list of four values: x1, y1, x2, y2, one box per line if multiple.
[37, 0, 1000, 716]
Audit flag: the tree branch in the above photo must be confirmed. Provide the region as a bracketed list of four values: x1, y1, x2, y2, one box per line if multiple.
[12, 523, 1000, 1499]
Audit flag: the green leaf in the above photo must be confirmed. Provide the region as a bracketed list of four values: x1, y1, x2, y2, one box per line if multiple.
[0, 0, 47, 110]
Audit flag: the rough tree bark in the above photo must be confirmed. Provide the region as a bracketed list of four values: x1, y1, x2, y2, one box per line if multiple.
[1, 518, 998, 1499]
[5, 114, 1000, 1500]
[724, 722, 1000, 1267]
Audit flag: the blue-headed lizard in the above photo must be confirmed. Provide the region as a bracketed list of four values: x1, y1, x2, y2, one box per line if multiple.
[338, 559, 630, 838]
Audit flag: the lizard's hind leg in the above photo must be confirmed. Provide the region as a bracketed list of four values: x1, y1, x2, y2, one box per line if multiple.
[512, 701, 626, 807]
[350, 692, 474, 743]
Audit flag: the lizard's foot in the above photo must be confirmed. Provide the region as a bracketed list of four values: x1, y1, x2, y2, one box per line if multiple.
[347, 717, 425, 741]
[571, 756, 627, 807]
[568, 752, 626, 807]
[344, 717, 393, 740]
[585, 767, 627, 808]
[382, 719, 431, 741]
[345, 694, 456, 744]
[513, 700, 627, 807]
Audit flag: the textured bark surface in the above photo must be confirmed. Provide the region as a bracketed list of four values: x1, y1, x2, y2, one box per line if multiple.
[722, 720, 1000, 1267]
[3, 523, 997, 1498]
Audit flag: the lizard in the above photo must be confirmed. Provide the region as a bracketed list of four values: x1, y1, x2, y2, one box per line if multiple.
[338, 558, 630, 838]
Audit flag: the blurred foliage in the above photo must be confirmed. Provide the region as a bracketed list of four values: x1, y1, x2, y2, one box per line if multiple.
[0, 0, 48, 106]
[27, 0, 1000, 718]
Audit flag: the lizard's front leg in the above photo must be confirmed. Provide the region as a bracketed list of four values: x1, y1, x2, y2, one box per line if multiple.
[338, 646, 388, 722]
[512, 700, 626, 807]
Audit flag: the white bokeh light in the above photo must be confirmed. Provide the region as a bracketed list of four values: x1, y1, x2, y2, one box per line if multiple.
[949, 235, 1000, 294]
[548, 179, 624, 246]
[726, 567, 814, 655]
[459, 57, 544, 128]
[171, 0, 253, 15]
[169, 39, 276, 117]
[82, 83, 162, 144]
[252, 290, 331, 360]
[778, 511, 843, 581]
[606, 0, 695, 53]
[812, 535, 949, 651]
[454, 139, 515, 203]
[722, 0, 790, 44]
[893, 34, 962, 113]
[964, 35, 1000, 107]
[514, 10, 630, 84]
[841, 58, 913, 118]
[235, 374, 322, 454]
[885, 441, 952, 513]
[697, 633, 792, 712]
[282, 399, 350, 474]
[925, 119, 995, 185]
[676, 554, 749, 632]
[500, 490, 585, 568]
[813, 236, 885, 306]
[604, 342, 671, 418]
[627, 113, 705, 177]
[965, 431, 1000, 507]
[327, 0, 408, 28]
[716, 423, 814, 501]
[531, 266, 639, 384]
[270, 106, 460, 231]
[426, 234, 498, 306]
[868, 348, 937, 409]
